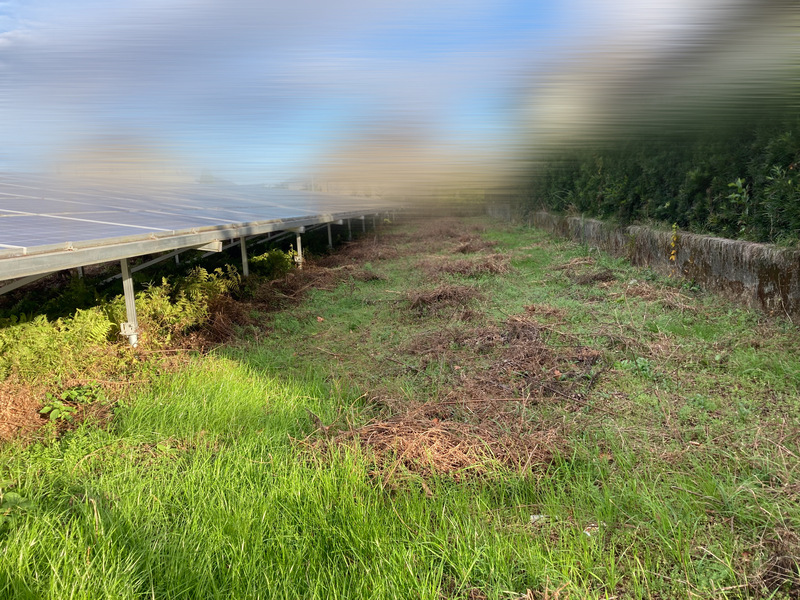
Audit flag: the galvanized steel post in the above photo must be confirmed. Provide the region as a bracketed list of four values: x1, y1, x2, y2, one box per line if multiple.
[119, 258, 139, 347]
[295, 231, 304, 270]
[239, 237, 249, 277]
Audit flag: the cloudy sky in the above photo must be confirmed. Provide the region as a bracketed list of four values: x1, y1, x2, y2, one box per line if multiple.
[0, 0, 765, 184]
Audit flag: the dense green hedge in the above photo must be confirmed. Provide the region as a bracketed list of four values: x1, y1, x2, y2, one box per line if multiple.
[527, 118, 800, 245]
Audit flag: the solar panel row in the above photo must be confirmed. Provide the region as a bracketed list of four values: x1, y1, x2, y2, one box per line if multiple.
[0, 174, 393, 282]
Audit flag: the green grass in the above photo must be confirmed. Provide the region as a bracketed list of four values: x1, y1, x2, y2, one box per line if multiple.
[1, 217, 799, 598]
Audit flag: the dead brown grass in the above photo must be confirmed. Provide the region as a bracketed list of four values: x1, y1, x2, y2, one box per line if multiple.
[320, 311, 608, 481]
[406, 284, 482, 312]
[524, 304, 567, 319]
[317, 238, 400, 265]
[419, 254, 511, 278]
[454, 239, 499, 254]
[414, 218, 472, 240]
[0, 379, 44, 442]
[553, 257, 595, 270]
[571, 269, 616, 285]
[0, 377, 119, 443]
[334, 415, 563, 480]
[614, 281, 696, 312]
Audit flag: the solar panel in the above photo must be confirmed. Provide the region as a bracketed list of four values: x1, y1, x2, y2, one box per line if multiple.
[0, 174, 393, 282]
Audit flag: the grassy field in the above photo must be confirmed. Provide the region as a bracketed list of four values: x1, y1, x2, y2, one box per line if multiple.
[1, 217, 799, 599]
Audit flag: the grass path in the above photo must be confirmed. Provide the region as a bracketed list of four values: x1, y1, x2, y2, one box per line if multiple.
[1, 217, 799, 599]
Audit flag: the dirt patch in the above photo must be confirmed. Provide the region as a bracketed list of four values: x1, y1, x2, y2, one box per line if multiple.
[334, 415, 563, 480]
[419, 254, 510, 278]
[378, 231, 412, 244]
[407, 285, 482, 313]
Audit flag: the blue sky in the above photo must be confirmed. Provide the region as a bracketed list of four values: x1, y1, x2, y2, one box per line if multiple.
[0, 0, 742, 184]
[0, 0, 585, 183]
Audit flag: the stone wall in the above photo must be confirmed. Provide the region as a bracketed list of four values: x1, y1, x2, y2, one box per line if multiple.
[531, 211, 800, 317]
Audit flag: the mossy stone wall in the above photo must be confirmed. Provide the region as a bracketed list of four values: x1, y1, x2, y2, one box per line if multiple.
[531, 211, 800, 317]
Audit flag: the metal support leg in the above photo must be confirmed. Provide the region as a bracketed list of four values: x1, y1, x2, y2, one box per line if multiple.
[120, 258, 139, 347]
[0, 272, 53, 296]
[77, 266, 84, 278]
[239, 236, 249, 277]
[347, 219, 352, 241]
[361, 215, 366, 233]
[295, 232, 304, 270]
[327, 224, 333, 250]
[175, 253, 181, 265]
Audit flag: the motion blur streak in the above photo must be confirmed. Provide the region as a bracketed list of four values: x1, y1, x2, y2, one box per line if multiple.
[0, 1, 797, 197]
[523, 0, 800, 156]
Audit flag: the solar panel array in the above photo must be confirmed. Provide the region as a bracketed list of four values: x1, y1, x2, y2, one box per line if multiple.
[0, 175, 385, 252]
[0, 174, 391, 281]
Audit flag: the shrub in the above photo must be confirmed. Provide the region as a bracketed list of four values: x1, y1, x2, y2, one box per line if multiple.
[249, 248, 296, 278]
[528, 119, 800, 245]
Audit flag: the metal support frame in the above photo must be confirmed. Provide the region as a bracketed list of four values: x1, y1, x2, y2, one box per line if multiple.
[120, 258, 139, 347]
[294, 229, 304, 269]
[196, 240, 222, 252]
[0, 210, 381, 321]
[239, 237, 249, 277]
[0, 272, 54, 296]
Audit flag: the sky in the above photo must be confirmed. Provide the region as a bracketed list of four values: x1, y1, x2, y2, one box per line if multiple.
[0, 0, 785, 186]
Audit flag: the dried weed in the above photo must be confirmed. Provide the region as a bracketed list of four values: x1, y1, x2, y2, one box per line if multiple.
[420, 254, 511, 278]
[616, 281, 696, 311]
[524, 304, 567, 319]
[407, 285, 482, 312]
[334, 415, 563, 479]
[553, 257, 595, 271]
[572, 269, 616, 285]
[0, 378, 44, 442]
[454, 239, 499, 254]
